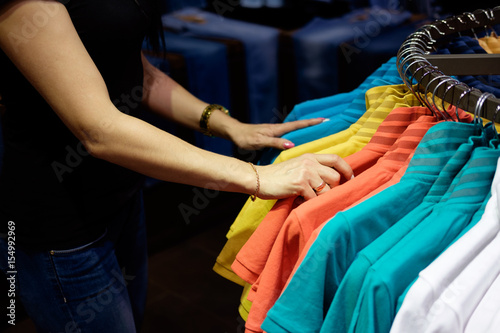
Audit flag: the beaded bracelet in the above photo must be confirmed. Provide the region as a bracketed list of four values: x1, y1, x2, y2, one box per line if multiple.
[199, 104, 230, 137]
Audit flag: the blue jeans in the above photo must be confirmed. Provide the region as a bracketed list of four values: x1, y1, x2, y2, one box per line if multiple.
[0, 191, 148, 332]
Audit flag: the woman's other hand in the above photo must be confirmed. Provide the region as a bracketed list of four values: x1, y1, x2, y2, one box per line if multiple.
[229, 118, 325, 151]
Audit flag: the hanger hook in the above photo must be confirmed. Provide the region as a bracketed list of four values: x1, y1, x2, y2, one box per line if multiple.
[397, 45, 425, 63]
[482, 8, 494, 21]
[406, 62, 437, 109]
[483, 8, 498, 36]
[463, 12, 481, 39]
[408, 31, 435, 43]
[424, 74, 450, 120]
[442, 81, 469, 122]
[397, 45, 426, 65]
[411, 28, 438, 51]
[456, 86, 480, 122]
[432, 77, 459, 121]
[464, 12, 480, 24]
[415, 67, 442, 112]
[414, 27, 437, 43]
[426, 24, 446, 36]
[408, 61, 435, 86]
[494, 104, 500, 124]
[397, 48, 427, 80]
[451, 14, 467, 37]
[402, 57, 430, 86]
[401, 35, 433, 52]
[399, 53, 427, 77]
[474, 92, 495, 126]
[436, 19, 454, 31]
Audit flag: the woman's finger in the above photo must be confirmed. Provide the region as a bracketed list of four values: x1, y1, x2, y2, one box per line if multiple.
[312, 154, 354, 182]
[255, 137, 295, 150]
[301, 185, 318, 201]
[271, 118, 325, 137]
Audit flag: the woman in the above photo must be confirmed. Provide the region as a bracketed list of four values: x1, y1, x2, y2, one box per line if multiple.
[0, 1, 353, 331]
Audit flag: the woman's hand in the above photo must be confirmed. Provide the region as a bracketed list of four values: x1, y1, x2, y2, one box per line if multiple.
[141, 55, 326, 152]
[254, 153, 354, 201]
[228, 118, 326, 151]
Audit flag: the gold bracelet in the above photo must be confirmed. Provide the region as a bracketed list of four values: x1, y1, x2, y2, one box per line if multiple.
[199, 104, 230, 137]
[248, 162, 260, 201]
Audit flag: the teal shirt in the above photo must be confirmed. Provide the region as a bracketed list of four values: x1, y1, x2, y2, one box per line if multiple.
[350, 145, 500, 333]
[393, 126, 498, 311]
[261, 121, 481, 333]
[394, 192, 491, 312]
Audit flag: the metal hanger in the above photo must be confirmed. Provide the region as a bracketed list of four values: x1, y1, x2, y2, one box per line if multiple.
[397, 46, 427, 68]
[415, 66, 443, 112]
[478, 8, 497, 37]
[400, 37, 433, 53]
[397, 50, 428, 85]
[431, 76, 459, 121]
[492, 104, 500, 127]
[424, 74, 451, 120]
[441, 81, 470, 122]
[455, 86, 480, 122]
[474, 92, 494, 130]
[399, 55, 429, 85]
[425, 24, 446, 38]
[405, 61, 437, 111]
[464, 12, 481, 39]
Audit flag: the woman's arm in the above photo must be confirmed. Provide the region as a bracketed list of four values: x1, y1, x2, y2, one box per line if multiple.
[0, 0, 353, 200]
[141, 53, 327, 151]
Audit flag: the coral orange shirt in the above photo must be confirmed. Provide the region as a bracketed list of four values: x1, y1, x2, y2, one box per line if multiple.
[241, 116, 439, 333]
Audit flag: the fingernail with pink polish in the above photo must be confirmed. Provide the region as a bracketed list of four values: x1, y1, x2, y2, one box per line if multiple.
[283, 142, 295, 149]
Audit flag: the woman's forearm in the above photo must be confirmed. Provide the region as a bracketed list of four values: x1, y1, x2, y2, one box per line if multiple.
[89, 108, 257, 195]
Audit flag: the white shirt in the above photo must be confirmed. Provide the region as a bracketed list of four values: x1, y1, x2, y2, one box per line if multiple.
[423, 198, 500, 332]
[465, 270, 500, 333]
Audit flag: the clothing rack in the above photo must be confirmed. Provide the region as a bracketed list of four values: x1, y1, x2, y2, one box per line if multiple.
[397, 6, 500, 122]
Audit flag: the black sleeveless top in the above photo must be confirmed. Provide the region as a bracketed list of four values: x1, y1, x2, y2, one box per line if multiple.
[0, 0, 156, 250]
